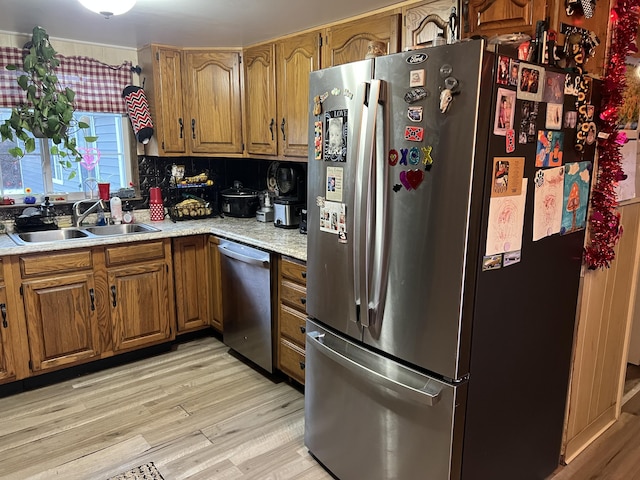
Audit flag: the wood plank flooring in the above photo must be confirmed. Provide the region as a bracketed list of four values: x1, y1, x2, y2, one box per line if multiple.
[1, 334, 639, 479]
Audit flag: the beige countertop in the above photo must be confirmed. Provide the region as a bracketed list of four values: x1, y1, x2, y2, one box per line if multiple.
[0, 213, 308, 262]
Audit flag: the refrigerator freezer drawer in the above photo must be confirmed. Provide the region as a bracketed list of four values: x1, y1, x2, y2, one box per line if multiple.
[305, 319, 466, 480]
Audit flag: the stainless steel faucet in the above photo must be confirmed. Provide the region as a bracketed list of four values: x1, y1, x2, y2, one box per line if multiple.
[72, 199, 106, 227]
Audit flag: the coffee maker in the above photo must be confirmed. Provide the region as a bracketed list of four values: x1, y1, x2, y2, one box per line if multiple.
[273, 164, 305, 229]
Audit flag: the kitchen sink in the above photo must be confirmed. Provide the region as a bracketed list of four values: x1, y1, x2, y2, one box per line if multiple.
[7, 223, 160, 245]
[84, 223, 159, 236]
[12, 228, 89, 244]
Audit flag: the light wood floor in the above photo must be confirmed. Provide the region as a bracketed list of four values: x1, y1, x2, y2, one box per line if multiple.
[1, 334, 639, 480]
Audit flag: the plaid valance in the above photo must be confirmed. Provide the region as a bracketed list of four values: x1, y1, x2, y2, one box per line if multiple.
[0, 46, 132, 114]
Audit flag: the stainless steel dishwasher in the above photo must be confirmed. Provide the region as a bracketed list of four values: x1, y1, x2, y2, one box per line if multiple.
[218, 240, 273, 372]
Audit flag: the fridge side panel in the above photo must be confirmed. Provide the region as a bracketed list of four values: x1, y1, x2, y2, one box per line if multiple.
[306, 59, 374, 341]
[362, 41, 489, 380]
[461, 68, 601, 479]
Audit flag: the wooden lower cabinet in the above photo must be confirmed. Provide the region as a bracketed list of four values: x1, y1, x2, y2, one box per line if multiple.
[0, 284, 17, 382]
[208, 236, 224, 332]
[105, 240, 175, 352]
[108, 262, 173, 351]
[15, 240, 175, 375]
[277, 256, 307, 384]
[23, 272, 101, 372]
[173, 235, 210, 333]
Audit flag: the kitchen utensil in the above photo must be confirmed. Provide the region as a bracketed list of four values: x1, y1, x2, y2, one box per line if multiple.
[220, 181, 260, 218]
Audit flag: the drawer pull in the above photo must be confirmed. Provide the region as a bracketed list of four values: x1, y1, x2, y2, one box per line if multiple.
[301, 271, 307, 279]
[299, 361, 305, 370]
[300, 297, 306, 305]
[111, 285, 117, 307]
[299, 325, 306, 334]
[0, 303, 6, 328]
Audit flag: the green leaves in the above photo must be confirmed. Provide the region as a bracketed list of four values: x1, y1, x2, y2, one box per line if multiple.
[1, 26, 98, 172]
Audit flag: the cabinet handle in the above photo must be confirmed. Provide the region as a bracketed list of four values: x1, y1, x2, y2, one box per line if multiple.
[111, 285, 117, 307]
[0, 303, 6, 328]
[178, 118, 184, 138]
[462, 0, 470, 34]
[280, 117, 286, 141]
[300, 297, 306, 305]
[299, 361, 305, 370]
[89, 288, 95, 311]
[269, 118, 275, 141]
[191, 118, 196, 139]
[301, 271, 307, 279]
[299, 325, 306, 334]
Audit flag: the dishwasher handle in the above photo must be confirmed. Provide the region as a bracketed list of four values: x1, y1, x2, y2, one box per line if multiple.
[218, 243, 270, 268]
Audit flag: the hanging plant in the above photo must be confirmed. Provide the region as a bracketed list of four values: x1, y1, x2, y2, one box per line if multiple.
[0, 26, 97, 180]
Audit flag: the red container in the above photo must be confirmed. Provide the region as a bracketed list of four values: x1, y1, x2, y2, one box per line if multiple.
[97, 182, 110, 201]
[149, 187, 164, 221]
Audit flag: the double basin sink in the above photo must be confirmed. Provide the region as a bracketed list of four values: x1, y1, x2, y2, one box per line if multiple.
[8, 223, 160, 246]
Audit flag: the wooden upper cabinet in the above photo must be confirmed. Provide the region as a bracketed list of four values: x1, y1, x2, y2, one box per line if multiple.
[144, 46, 187, 155]
[464, 0, 547, 39]
[184, 51, 244, 155]
[244, 44, 278, 156]
[324, 13, 401, 68]
[276, 31, 322, 159]
[403, 0, 457, 49]
[139, 45, 243, 156]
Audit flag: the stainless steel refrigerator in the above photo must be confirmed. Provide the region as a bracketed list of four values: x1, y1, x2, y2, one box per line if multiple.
[305, 39, 596, 480]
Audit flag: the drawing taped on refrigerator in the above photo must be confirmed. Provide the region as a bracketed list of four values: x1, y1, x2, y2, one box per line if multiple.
[304, 39, 600, 480]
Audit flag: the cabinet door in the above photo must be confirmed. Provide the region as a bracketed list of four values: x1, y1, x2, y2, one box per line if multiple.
[324, 14, 401, 67]
[184, 51, 244, 155]
[173, 236, 209, 332]
[109, 262, 172, 351]
[276, 31, 322, 158]
[23, 272, 100, 372]
[244, 44, 278, 156]
[208, 236, 224, 332]
[154, 46, 187, 155]
[464, 0, 545, 39]
[403, 0, 457, 48]
[0, 286, 16, 382]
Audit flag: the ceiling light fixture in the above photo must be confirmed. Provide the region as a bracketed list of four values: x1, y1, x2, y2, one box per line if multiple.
[78, 0, 136, 19]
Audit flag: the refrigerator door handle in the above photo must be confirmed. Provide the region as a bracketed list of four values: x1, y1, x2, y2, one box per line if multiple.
[354, 79, 382, 328]
[353, 81, 371, 325]
[368, 79, 390, 326]
[307, 330, 442, 407]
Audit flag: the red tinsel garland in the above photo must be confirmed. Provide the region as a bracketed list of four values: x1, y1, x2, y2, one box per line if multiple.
[584, 0, 640, 269]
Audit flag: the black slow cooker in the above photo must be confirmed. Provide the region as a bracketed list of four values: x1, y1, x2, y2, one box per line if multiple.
[220, 181, 260, 218]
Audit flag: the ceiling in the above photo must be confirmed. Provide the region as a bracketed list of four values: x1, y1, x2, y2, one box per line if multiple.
[0, 0, 403, 50]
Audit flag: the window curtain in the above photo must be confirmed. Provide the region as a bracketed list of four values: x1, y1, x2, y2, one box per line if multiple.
[0, 46, 133, 114]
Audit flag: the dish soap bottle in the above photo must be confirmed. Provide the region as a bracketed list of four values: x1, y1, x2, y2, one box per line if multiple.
[96, 204, 107, 226]
[110, 196, 123, 224]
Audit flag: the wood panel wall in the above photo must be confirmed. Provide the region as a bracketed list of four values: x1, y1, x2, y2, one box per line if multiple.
[562, 202, 640, 463]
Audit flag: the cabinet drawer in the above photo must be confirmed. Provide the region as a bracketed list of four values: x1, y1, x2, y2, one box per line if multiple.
[20, 250, 93, 277]
[280, 304, 307, 346]
[280, 279, 307, 312]
[279, 338, 305, 384]
[105, 240, 166, 266]
[281, 258, 307, 285]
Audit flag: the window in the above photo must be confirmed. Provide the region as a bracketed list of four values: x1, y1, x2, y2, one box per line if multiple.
[0, 108, 134, 201]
